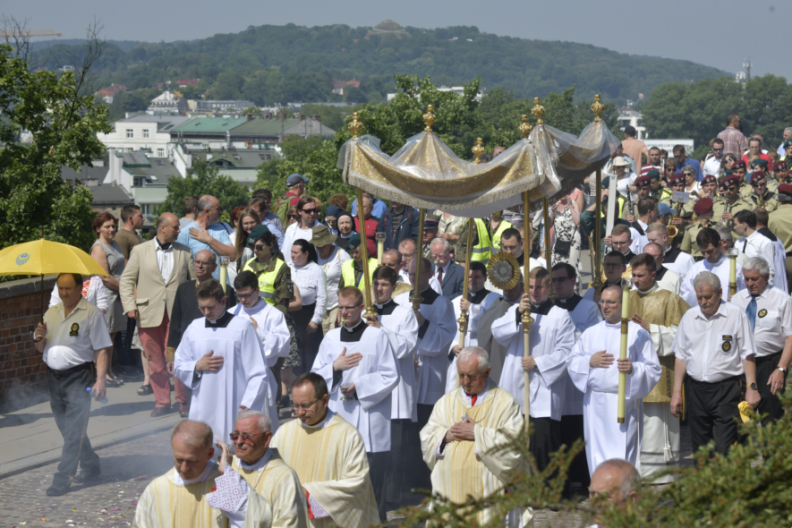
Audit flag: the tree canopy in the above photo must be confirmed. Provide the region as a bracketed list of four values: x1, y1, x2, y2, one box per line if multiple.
[156, 159, 250, 220]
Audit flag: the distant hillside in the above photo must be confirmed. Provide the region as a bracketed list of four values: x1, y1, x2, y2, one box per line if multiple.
[31, 39, 141, 52]
[30, 21, 730, 107]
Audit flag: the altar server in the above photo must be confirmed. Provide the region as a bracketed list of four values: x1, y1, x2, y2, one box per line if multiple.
[271, 373, 379, 528]
[310, 286, 399, 521]
[133, 420, 270, 528]
[229, 271, 291, 432]
[213, 411, 309, 528]
[420, 347, 532, 527]
[445, 261, 501, 393]
[566, 285, 661, 475]
[365, 266, 420, 512]
[491, 267, 577, 470]
[174, 280, 270, 444]
[680, 227, 746, 306]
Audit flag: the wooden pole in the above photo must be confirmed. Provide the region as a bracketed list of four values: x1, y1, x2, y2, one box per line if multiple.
[455, 218, 475, 388]
[522, 191, 533, 437]
[594, 169, 604, 297]
[356, 188, 374, 317]
[410, 208, 427, 311]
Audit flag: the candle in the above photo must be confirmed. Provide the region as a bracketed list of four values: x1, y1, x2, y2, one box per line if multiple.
[617, 279, 631, 424]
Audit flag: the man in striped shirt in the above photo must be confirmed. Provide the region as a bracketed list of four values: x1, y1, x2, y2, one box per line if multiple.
[717, 114, 748, 156]
[640, 147, 663, 177]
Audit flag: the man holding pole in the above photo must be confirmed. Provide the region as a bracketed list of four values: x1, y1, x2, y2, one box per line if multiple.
[566, 285, 661, 475]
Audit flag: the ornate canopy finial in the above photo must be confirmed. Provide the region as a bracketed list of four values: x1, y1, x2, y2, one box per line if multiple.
[472, 137, 485, 164]
[591, 94, 604, 122]
[423, 104, 436, 132]
[531, 97, 546, 125]
[519, 114, 533, 138]
[348, 112, 363, 138]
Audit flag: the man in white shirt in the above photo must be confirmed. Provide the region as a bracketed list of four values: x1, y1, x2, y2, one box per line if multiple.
[731, 257, 792, 424]
[646, 223, 695, 279]
[671, 272, 760, 455]
[34, 273, 113, 496]
[733, 210, 777, 288]
[680, 228, 746, 306]
[703, 138, 726, 176]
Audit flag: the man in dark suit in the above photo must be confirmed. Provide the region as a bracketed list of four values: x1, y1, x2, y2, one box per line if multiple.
[430, 238, 464, 299]
[377, 201, 420, 251]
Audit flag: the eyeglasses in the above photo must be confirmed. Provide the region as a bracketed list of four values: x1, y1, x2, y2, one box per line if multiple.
[301, 208, 317, 214]
[236, 290, 258, 300]
[288, 215, 298, 220]
[230, 431, 267, 444]
[293, 398, 320, 410]
[195, 260, 214, 266]
[599, 300, 620, 306]
[253, 244, 268, 252]
[712, 148, 723, 152]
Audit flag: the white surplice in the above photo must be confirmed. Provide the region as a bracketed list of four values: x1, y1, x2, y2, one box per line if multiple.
[566, 320, 661, 475]
[491, 303, 577, 419]
[680, 254, 746, 306]
[229, 300, 290, 432]
[445, 291, 501, 394]
[375, 300, 420, 421]
[394, 289, 457, 406]
[311, 322, 399, 452]
[174, 313, 270, 444]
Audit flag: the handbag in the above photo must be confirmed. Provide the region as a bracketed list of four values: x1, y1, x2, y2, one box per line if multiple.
[553, 239, 572, 258]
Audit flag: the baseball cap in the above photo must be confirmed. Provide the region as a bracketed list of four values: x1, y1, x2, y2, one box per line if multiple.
[657, 203, 673, 216]
[286, 174, 309, 187]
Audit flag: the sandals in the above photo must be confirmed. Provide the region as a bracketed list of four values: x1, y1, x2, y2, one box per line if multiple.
[137, 384, 153, 396]
[105, 377, 124, 388]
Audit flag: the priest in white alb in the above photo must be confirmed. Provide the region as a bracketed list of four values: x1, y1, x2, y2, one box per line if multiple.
[311, 286, 399, 522]
[271, 373, 379, 528]
[445, 261, 501, 393]
[491, 267, 577, 471]
[174, 280, 270, 444]
[211, 411, 309, 528]
[365, 266, 420, 512]
[133, 420, 270, 528]
[566, 285, 662, 474]
[229, 271, 291, 432]
[420, 347, 532, 527]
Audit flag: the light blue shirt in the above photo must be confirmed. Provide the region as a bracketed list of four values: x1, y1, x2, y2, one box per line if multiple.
[262, 218, 284, 250]
[177, 220, 233, 280]
[350, 198, 387, 220]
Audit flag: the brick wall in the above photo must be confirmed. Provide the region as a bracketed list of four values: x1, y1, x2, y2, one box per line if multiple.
[0, 276, 56, 409]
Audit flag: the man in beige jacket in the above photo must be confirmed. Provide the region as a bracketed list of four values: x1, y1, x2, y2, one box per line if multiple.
[120, 212, 196, 416]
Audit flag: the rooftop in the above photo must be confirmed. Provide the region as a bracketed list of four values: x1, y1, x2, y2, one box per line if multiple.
[61, 164, 109, 182]
[89, 182, 135, 205]
[171, 116, 247, 134]
[124, 158, 180, 184]
[230, 118, 301, 136]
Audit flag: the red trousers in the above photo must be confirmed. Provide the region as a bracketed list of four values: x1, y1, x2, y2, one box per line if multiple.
[139, 311, 188, 407]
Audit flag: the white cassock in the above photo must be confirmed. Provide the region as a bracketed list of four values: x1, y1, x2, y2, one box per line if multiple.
[375, 299, 420, 421]
[445, 290, 501, 394]
[311, 322, 399, 453]
[228, 300, 290, 432]
[566, 320, 661, 474]
[174, 313, 270, 444]
[476, 297, 518, 384]
[271, 411, 379, 528]
[395, 288, 457, 406]
[491, 302, 577, 419]
[680, 254, 746, 306]
[662, 247, 695, 279]
[654, 267, 682, 296]
[631, 220, 650, 254]
[554, 295, 603, 417]
[133, 461, 271, 528]
[420, 381, 532, 527]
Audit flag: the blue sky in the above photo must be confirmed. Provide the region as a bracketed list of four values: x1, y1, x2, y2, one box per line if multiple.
[2, 0, 786, 81]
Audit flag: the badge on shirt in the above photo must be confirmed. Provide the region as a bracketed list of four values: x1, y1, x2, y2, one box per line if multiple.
[722, 334, 732, 352]
[758, 309, 768, 318]
[69, 323, 79, 337]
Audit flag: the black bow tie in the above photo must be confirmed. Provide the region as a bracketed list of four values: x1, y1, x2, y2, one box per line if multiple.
[158, 241, 172, 251]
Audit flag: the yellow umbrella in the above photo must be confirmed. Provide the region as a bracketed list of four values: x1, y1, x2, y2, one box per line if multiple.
[0, 239, 109, 322]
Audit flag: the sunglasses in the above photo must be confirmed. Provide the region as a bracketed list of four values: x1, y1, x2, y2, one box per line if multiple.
[288, 215, 298, 219]
[301, 208, 317, 214]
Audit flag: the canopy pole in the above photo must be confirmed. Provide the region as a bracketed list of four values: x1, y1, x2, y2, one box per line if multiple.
[410, 208, 426, 312]
[542, 198, 554, 301]
[594, 168, 604, 297]
[356, 188, 374, 317]
[522, 191, 534, 439]
[456, 218, 474, 388]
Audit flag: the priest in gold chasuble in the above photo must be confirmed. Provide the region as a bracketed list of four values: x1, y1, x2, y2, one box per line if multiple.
[628, 254, 690, 483]
[420, 347, 532, 527]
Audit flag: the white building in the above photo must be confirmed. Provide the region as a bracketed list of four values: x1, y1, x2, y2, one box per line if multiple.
[387, 85, 484, 103]
[147, 90, 188, 114]
[617, 107, 647, 140]
[97, 113, 193, 156]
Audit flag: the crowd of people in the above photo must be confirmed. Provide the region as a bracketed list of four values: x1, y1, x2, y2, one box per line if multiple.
[32, 113, 792, 527]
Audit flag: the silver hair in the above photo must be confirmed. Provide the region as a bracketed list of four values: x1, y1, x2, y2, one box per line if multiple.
[430, 237, 451, 252]
[457, 347, 490, 373]
[714, 225, 733, 245]
[596, 459, 641, 496]
[237, 410, 272, 433]
[785, 127, 792, 135]
[743, 256, 770, 277]
[196, 196, 215, 214]
[171, 420, 213, 450]
[693, 271, 721, 292]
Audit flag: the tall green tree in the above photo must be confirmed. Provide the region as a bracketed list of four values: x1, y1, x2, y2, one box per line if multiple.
[157, 159, 250, 219]
[0, 44, 111, 253]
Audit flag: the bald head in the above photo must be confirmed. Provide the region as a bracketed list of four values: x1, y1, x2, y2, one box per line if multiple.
[171, 420, 214, 480]
[157, 212, 181, 244]
[171, 420, 213, 449]
[158, 212, 178, 228]
[590, 459, 640, 507]
[600, 285, 623, 323]
[643, 242, 664, 263]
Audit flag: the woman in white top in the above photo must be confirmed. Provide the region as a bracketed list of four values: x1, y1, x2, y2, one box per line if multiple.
[50, 275, 108, 312]
[283, 238, 327, 396]
[281, 196, 320, 265]
[683, 167, 701, 198]
[312, 225, 351, 334]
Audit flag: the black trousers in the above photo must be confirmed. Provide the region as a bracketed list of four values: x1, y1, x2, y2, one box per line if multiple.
[560, 414, 590, 489]
[385, 418, 410, 511]
[367, 451, 390, 522]
[756, 351, 786, 425]
[687, 376, 742, 456]
[529, 417, 561, 472]
[47, 363, 100, 486]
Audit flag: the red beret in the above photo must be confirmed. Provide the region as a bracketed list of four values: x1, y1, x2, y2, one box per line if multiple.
[733, 160, 747, 170]
[701, 175, 717, 185]
[772, 161, 788, 171]
[693, 197, 713, 214]
[721, 174, 740, 188]
[634, 175, 651, 188]
[669, 173, 685, 185]
[778, 184, 792, 196]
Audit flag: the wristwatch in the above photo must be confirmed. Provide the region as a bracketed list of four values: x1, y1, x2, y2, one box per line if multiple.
[778, 366, 787, 373]
[748, 382, 758, 391]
